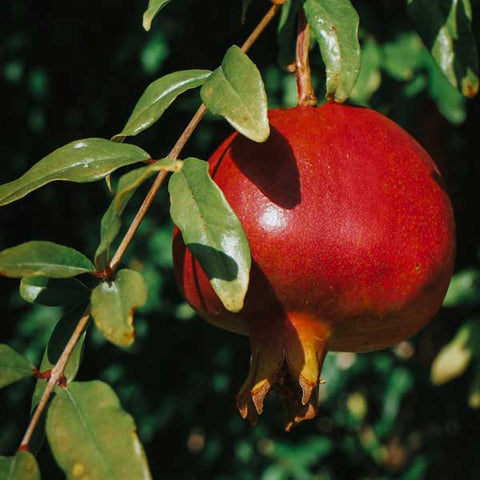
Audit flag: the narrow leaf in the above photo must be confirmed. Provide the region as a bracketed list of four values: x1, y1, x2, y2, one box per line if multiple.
[200, 45, 270, 143]
[0, 139, 150, 206]
[0, 241, 94, 278]
[304, 0, 361, 103]
[94, 159, 180, 269]
[0, 344, 34, 389]
[0, 451, 40, 480]
[169, 157, 251, 312]
[277, 0, 301, 68]
[46, 381, 152, 480]
[20, 276, 90, 306]
[143, 0, 172, 31]
[113, 70, 211, 141]
[91, 269, 147, 347]
[408, 0, 479, 98]
[241, 0, 254, 23]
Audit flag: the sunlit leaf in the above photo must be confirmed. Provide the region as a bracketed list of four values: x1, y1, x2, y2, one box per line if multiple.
[304, 0, 361, 103]
[200, 46, 270, 143]
[20, 276, 90, 306]
[0, 139, 150, 206]
[91, 269, 147, 347]
[143, 0, 172, 31]
[169, 157, 251, 312]
[408, 0, 479, 98]
[0, 241, 94, 278]
[0, 344, 34, 389]
[46, 381, 152, 480]
[0, 451, 40, 480]
[113, 70, 211, 141]
[94, 158, 181, 270]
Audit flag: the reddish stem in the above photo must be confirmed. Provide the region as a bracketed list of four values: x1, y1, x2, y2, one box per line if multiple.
[295, 10, 317, 107]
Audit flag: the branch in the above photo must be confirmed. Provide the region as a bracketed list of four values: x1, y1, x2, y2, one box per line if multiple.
[109, 1, 283, 272]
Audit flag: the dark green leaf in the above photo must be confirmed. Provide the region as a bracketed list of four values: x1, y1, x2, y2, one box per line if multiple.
[0, 241, 94, 278]
[46, 381, 152, 480]
[0, 344, 34, 388]
[443, 268, 480, 308]
[169, 157, 251, 312]
[0, 139, 150, 206]
[112, 70, 211, 141]
[200, 46, 270, 143]
[304, 0, 361, 103]
[277, 0, 301, 68]
[241, 0, 254, 23]
[143, 0, 172, 31]
[94, 159, 180, 270]
[20, 276, 90, 306]
[91, 269, 147, 347]
[0, 451, 40, 480]
[407, 0, 479, 98]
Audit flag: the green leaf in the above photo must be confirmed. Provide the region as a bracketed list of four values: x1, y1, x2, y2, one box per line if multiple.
[468, 362, 480, 409]
[241, 0, 254, 23]
[91, 269, 147, 347]
[94, 159, 180, 270]
[0, 139, 150, 206]
[444, 268, 480, 308]
[0, 241, 94, 278]
[0, 344, 34, 389]
[143, 0, 172, 31]
[277, 0, 301, 68]
[304, 0, 361, 103]
[200, 45, 270, 143]
[46, 381, 152, 480]
[382, 33, 425, 82]
[431, 320, 480, 385]
[169, 157, 251, 312]
[20, 276, 90, 306]
[32, 305, 89, 410]
[0, 451, 40, 480]
[113, 70, 211, 141]
[407, 0, 479, 98]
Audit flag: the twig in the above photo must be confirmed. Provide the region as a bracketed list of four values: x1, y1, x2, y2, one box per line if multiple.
[19, 309, 91, 451]
[109, 1, 282, 272]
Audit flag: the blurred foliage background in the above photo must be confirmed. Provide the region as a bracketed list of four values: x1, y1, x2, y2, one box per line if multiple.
[1, 0, 480, 478]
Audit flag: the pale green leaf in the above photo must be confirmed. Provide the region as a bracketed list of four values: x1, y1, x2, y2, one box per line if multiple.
[0, 344, 34, 389]
[113, 70, 211, 140]
[20, 276, 90, 306]
[46, 381, 152, 480]
[350, 38, 381, 105]
[94, 159, 181, 270]
[200, 46, 270, 143]
[91, 269, 148, 347]
[0, 139, 150, 206]
[0, 241, 94, 278]
[0, 451, 40, 480]
[143, 0, 172, 31]
[169, 157, 251, 312]
[304, 0, 361, 103]
[408, 0, 479, 98]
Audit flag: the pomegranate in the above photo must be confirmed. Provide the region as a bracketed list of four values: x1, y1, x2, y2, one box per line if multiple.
[172, 103, 455, 430]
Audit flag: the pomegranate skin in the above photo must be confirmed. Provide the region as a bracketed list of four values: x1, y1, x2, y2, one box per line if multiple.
[173, 103, 455, 428]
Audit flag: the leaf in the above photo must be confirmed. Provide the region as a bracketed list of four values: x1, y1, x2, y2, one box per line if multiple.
[46, 381, 152, 480]
[241, 0, 254, 23]
[200, 46, 270, 143]
[444, 268, 480, 308]
[20, 276, 90, 306]
[277, 0, 301, 68]
[0, 139, 150, 206]
[113, 70, 211, 141]
[431, 320, 480, 385]
[407, 0, 479, 98]
[468, 362, 480, 409]
[0, 451, 40, 480]
[304, 0, 361, 103]
[91, 269, 148, 347]
[32, 305, 89, 410]
[0, 241, 94, 278]
[94, 159, 181, 270]
[0, 344, 34, 389]
[143, 0, 172, 31]
[169, 157, 251, 312]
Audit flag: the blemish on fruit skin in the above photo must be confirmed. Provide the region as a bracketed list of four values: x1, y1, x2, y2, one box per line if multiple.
[415, 263, 422, 272]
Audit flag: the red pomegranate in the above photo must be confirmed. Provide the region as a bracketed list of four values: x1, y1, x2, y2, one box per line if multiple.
[172, 103, 455, 430]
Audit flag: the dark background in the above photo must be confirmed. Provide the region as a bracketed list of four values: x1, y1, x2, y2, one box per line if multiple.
[1, 0, 480, 479]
